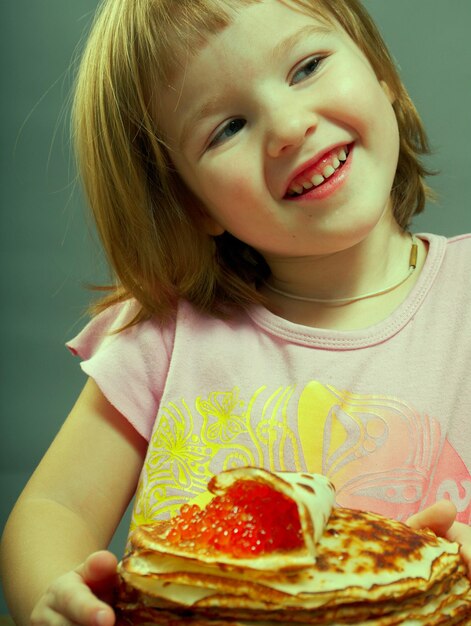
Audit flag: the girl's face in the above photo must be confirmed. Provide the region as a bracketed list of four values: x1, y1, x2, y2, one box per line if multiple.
[159, 0, 400, 261]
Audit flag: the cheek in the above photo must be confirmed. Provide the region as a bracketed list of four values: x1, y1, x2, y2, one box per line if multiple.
[202, 163, 259, 204]
[371, 94, 400, 165]
[372, 96, 399, 147]
[332, 69, 395, 132]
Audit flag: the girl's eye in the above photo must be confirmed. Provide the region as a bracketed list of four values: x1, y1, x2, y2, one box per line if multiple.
[208, 118, 246, 148]
[291, 56, 323, 85]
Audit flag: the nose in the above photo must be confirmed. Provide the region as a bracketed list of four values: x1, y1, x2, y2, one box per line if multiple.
[265, 101, 318, 158]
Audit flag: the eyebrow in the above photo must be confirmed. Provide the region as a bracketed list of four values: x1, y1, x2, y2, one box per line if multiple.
[180, 95, 229, 150]
[272, 23, 333, 61]
[179, 23, 333, 149]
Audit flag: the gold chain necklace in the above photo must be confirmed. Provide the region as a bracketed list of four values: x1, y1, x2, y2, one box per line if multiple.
[264, 236, 419, 306]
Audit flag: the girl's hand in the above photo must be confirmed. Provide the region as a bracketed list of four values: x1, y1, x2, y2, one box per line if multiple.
[30, 551, 117, 626]
[407, 500, 471, 580]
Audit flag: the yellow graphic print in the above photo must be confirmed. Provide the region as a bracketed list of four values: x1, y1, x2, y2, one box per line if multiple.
[131, 385, 303, 529]
[131, 380, 471, 531]
[296, 381, 471, 522]
[297, 381, 394, 476]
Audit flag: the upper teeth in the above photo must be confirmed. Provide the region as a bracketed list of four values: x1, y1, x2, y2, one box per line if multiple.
[287, 146, 349, 196]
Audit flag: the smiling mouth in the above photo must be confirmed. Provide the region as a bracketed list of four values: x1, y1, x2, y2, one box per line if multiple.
[285, 144, 351, 198]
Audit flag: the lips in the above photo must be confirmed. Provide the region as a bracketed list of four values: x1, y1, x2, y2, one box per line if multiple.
[284, 144, 352, 198]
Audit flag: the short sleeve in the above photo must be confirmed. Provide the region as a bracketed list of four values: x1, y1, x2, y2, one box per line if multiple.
[67, 300, 175, 441]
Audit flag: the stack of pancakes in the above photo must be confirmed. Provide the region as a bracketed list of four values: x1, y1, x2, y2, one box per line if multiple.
[116, 468, 471, 625]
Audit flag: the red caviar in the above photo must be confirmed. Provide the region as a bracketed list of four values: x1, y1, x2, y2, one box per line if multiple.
[166, 480, 303, 557]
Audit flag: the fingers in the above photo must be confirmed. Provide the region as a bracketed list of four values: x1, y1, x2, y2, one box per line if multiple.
[407, 499, 457, 536]
[51, 574, 114, 626]
[75, 552, 118, 623]
[445, 521, 471, 579]
[77, 551, 118, 594]
[31, 553, 117, 626]
[31, 579, 113, 626]
[407, 501, 471, 581]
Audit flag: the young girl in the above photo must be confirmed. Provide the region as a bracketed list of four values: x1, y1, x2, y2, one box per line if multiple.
[1, 0, 470, 624]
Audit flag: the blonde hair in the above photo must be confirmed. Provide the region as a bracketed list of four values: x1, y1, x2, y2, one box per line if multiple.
[72, 0, 433, 324]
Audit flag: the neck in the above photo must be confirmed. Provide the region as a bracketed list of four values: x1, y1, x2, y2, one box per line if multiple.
[263, 226, 414, 307]
[265, 234, 417, 306]
[261, 230, 426, 331]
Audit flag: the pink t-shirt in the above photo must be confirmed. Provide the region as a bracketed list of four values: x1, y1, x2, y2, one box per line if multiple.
[68, 233, 471, 527]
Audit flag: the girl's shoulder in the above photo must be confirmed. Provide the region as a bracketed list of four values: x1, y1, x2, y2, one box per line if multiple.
[419, 232, 471, 271]
[67, 300, 177, 441]
[444, 232, 471, 251]
[419, 232, 471, 314]
[67, 299, 176, 362]
[65, 299, 251, 440]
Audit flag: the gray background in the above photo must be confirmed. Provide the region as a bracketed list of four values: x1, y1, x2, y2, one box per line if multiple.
[1, 0, 470, 614]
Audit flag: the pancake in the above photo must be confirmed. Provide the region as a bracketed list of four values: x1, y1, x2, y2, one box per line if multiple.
[115, 468, 471, 625]
[128, 469, 335, 571]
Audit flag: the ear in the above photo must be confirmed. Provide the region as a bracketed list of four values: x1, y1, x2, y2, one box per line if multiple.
[189, 192, 225, 236]
[201, 213, 225, 237]
[380, 80, 395, 104]
[190, 196, 226, 236]
[177, 181, 225, 236]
